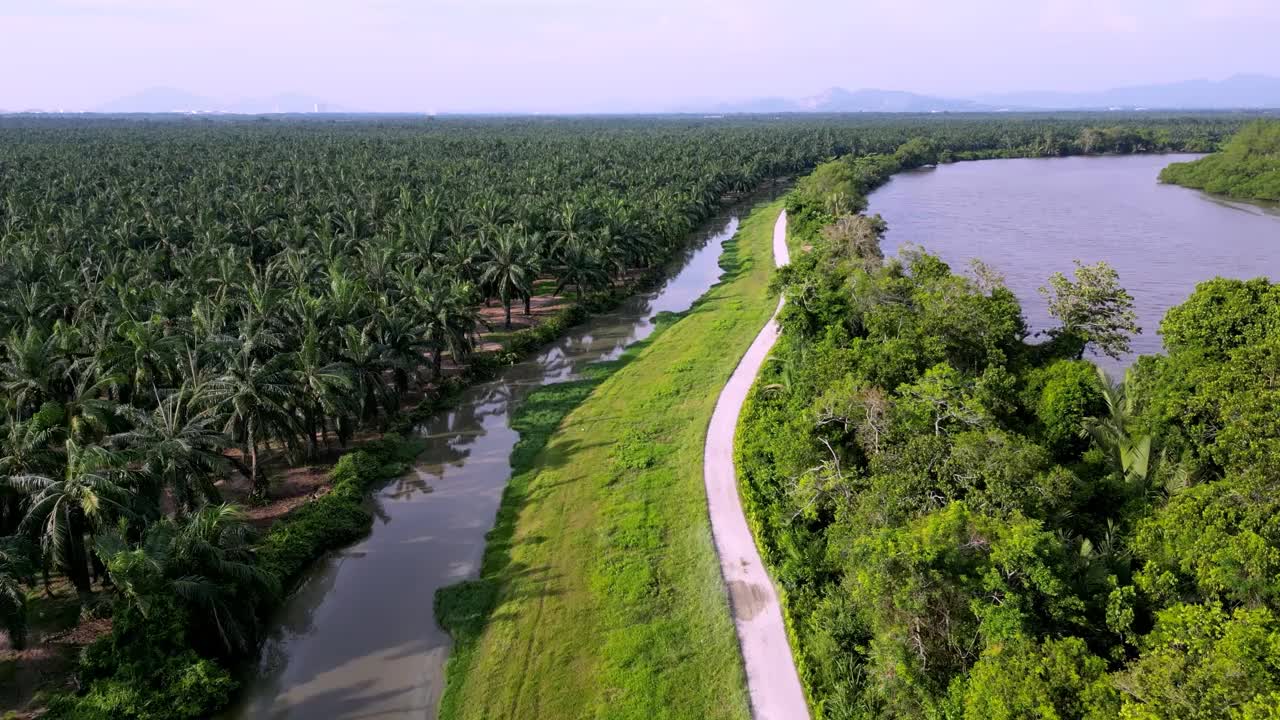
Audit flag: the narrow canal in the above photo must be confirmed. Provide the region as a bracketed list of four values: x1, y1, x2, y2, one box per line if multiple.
[231, 195, 769, 719]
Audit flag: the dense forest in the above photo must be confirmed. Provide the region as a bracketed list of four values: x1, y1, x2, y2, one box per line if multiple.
[0, 113, 1260, 718]
[738, 148, 1280, 718]
[1161, 119, 1280, 201]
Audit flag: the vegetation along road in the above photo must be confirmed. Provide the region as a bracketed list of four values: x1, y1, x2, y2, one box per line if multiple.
[703, 209, 808, 720]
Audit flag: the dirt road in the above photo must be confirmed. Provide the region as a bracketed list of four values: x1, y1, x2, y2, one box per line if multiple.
[702, 210, 809, 720]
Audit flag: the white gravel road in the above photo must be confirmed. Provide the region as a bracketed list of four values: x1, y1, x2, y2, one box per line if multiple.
[703, 209, 810, 720]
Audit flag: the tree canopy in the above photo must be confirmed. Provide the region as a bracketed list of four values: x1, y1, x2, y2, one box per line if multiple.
[1161, 119, 1280, 201]
[738, 151, 1280, 719]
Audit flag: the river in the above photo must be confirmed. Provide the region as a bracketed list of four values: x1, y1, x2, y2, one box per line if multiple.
[867, 153, 1280, 369]
[228, 199, 762, 719]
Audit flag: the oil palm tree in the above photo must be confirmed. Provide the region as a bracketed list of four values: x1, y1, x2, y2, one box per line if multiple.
[204, 343, 298, 501]
[594, 228, 628, 283]
[0, 415, 57, 481]
[59, 363, 120, 444]
[110, 389, 226, 517]
[554, 238, 608, 300]
[99, 503, 279, 656]
[548, 203, 589, 262]
[451, 235, 486, 285]
[0, 327, 58, 415]
[414, 281, 478, 378]
[0, 413, 58, 537]
[338, 324, 392, 425]
[291, 327, 352, 460]
[0, 541, 29, 649]
[520, 232, 546, 316]
[8, 441, 133, 595]
[112, 317, 180, 401]
[480, 227, 535, 329]
[374, 308, 431, 398]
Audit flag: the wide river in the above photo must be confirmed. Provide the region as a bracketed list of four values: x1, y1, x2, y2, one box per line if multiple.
[868, 154, 1280, 369]
[229, 195, 771, 720]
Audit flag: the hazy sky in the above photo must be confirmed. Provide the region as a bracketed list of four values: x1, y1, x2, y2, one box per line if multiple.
[2, 0, 1278, 111]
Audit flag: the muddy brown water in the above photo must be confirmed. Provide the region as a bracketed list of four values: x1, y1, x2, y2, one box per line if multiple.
[229, 199, 766, 720]
[867, 154, 1280, 371]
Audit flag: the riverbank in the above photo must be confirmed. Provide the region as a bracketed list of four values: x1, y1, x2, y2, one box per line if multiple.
[435, 198, 785, 720]
[867, 152, 1280, 368]
[1160, 119, 1280, 202]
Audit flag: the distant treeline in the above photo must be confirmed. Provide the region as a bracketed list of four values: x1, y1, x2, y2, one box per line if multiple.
[1160, 119, 1280, 201]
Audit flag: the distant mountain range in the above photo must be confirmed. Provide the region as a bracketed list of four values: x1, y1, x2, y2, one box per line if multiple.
[708, 74, 1280, 113]
[93, 87, 340, 114]
[704, 88, 990, 114]
[13, 74, 1280, 115]
[979, 74, 1280, 110]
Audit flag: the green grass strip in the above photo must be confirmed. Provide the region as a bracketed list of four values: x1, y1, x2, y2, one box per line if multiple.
[435, 198, 784, 720]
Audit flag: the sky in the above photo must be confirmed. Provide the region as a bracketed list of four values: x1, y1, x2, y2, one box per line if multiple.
[2, 0, 1278, 112]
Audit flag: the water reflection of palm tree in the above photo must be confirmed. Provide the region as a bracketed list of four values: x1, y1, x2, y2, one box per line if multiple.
[468, 385, 516, 424]
[271, 547, 343, 638]
[480, 381, 522, 414]
[383, 470, 434, 501]
[241, 540, 346, 712]
[413, 409, 484, 480]
[537, 348, 574, 381]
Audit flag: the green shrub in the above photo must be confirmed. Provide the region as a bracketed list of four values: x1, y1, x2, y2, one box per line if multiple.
[957, 636, 1114, 720]
[258, 440, 412, 589]
[255, 493, 370, 584]
[1023, 359, 1104, 459]
[49, 655, 234, 720]
[49, 599, 235, 720]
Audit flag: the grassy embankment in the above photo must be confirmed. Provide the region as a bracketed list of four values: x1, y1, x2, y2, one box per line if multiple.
[435, 199, 785, 720]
